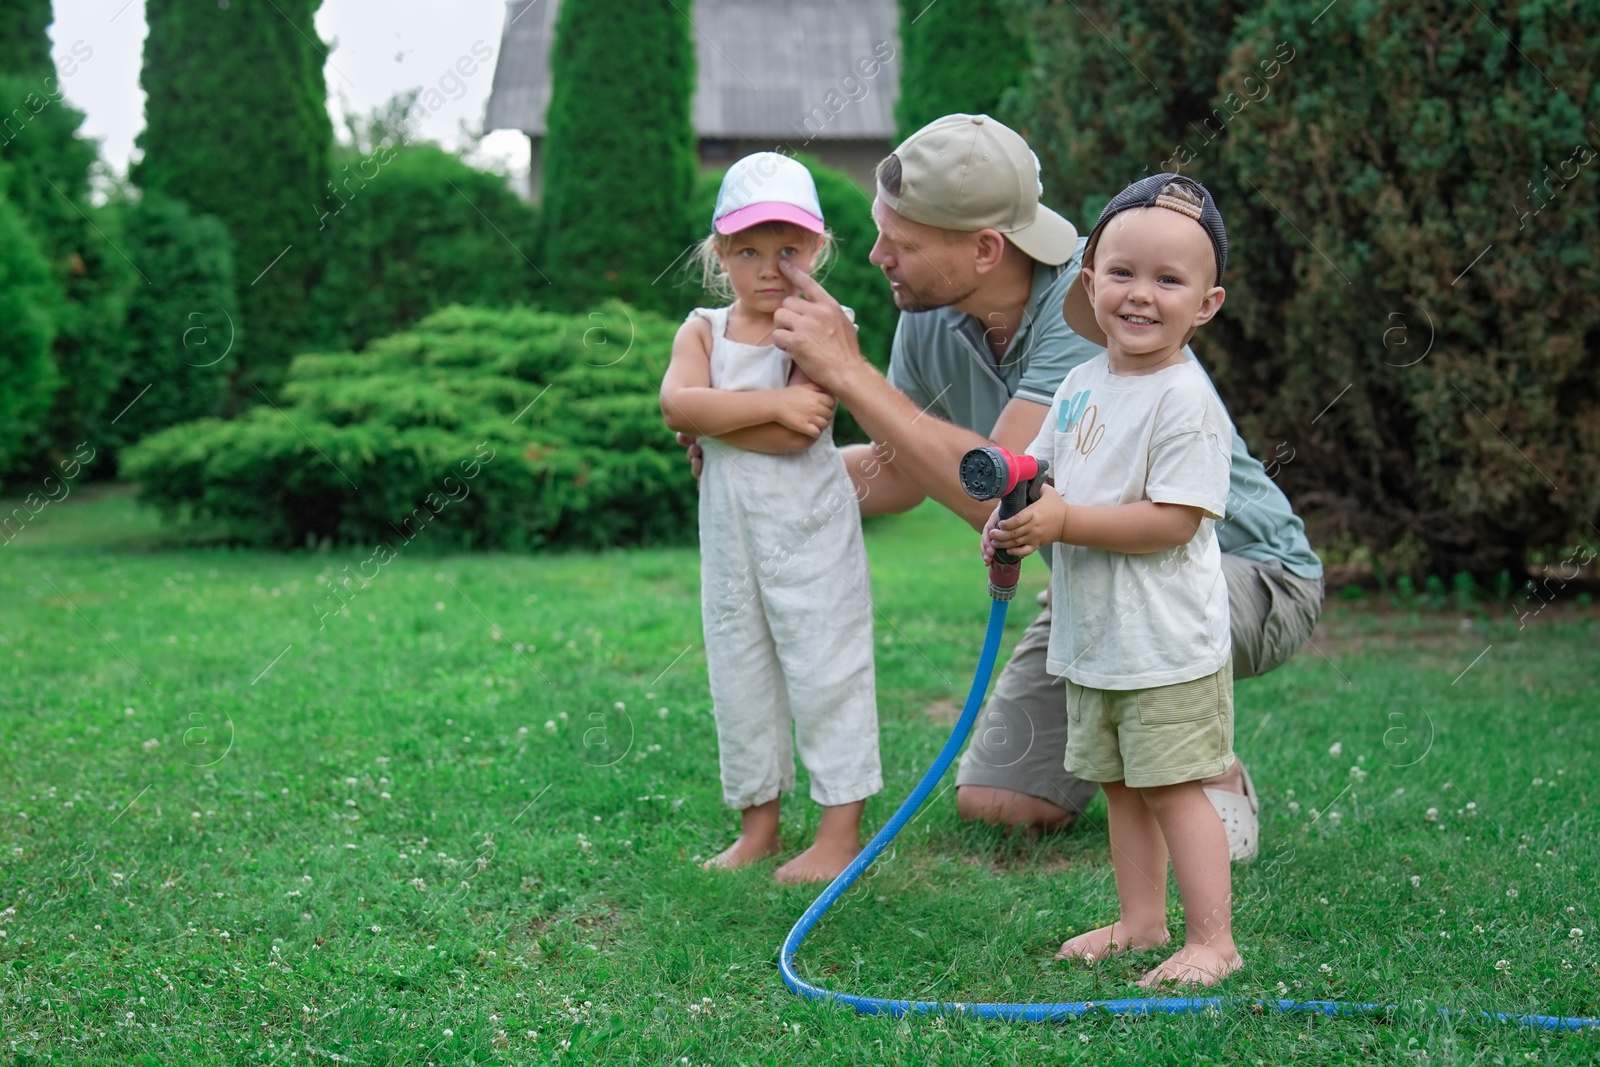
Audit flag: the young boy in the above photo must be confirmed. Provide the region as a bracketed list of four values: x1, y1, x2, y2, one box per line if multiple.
[983, 174, 1241, 987]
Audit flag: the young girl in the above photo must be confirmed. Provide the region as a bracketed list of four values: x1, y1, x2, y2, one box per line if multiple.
[660, 152, 881, 884]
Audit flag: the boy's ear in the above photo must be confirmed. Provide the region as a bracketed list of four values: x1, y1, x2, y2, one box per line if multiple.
[1192, 285, 1226, 327]
[1079, 265, 1096, 302]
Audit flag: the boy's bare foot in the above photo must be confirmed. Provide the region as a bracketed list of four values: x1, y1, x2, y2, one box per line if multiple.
[1056, 921, 1171, 962]
[773, 839, 860, 883]
[701, 834, 781, 871]
[1136, 944, 1243, 989]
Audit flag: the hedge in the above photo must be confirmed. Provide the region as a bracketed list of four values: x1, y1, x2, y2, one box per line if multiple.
[123, 303, 696, 551]
[1005, 0, 1600, 576]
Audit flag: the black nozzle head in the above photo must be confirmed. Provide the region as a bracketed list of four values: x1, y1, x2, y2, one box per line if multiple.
[960, 447, 1007, 501]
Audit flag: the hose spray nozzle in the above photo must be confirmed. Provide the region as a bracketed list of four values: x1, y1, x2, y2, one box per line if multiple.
[960, 445, 1050, 602]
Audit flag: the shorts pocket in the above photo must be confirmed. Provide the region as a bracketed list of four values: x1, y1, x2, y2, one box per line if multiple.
[1066, 682, 1082, 726]
[1136, 674, 1219, 726]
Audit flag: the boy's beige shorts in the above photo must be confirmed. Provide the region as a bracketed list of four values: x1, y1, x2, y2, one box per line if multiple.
[1064, 660, 1233, 789]
[955, 556, 1323, 807]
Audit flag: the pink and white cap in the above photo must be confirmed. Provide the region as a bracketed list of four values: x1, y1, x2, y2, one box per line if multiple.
[712, 152, 825, 235]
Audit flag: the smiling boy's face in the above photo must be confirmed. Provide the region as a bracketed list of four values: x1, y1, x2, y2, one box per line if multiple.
[1082, 207, 1225, 367]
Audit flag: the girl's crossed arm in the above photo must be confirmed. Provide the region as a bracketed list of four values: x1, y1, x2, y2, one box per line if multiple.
[660, 317, 834, 444]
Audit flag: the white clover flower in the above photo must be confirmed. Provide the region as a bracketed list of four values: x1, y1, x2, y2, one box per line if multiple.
[1411, 876, 1421, 888]
[1494, 959, 1511, 972]
[1424, 807, 1439, 823]
[1571, 928, 1584, 941]
[1328, 742, 1343, 758]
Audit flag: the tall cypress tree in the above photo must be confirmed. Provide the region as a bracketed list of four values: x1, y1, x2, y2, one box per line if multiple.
[894, 0, 1031, 140]
[1, 5, 136, 476]
[135, 0, 331, 400]
[0, 0, 52, 77]
[541, 0, 696, 313]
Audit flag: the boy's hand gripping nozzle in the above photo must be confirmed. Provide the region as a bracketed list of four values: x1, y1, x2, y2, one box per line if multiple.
[959, 446, 1050, 602]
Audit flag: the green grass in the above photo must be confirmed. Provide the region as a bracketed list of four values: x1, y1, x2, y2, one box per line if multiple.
[1, 487, 1597, 1065]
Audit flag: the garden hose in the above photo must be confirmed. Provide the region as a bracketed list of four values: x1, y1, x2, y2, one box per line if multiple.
[777, 595, 1600, 1032]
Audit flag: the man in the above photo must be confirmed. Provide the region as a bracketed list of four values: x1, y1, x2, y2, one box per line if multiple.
[699, 114, 1323, 859]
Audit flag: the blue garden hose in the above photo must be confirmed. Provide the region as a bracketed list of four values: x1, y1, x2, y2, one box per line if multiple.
[778, 597, 1600, 1032]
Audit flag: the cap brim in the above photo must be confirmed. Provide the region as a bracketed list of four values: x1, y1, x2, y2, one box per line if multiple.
[1003, 204, 1079, 266]
[1061, 270, 1106, 347]
[1062, 233, 1201, 350]
[715, 203, 824, 235]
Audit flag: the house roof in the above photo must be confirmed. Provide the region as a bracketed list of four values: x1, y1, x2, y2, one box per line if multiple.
[484, 0, 900, 141]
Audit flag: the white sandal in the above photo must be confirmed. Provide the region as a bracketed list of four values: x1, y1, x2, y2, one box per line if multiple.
[1204, 760, 1260, 863]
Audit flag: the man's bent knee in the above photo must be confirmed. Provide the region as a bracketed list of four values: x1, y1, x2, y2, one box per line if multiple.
[956, 785, 1076, 832]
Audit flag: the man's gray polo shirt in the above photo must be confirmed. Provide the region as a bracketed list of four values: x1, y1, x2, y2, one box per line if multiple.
[885, 238, 1323, 581]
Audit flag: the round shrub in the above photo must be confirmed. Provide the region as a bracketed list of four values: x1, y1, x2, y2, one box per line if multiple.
[124, 303, 695, 551]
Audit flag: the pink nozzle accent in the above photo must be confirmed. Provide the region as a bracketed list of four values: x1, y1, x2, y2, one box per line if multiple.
[715, 202, 824, 235]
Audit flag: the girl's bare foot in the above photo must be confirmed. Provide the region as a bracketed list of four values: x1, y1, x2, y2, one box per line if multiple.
[703, 798, 781, 871]
[774, 799, 866, 883]
[1136, 943, 1243, 988]
[773, 839, 860, 883]
[701, 834, 780, 871]
[1056, 920, 1171, 962]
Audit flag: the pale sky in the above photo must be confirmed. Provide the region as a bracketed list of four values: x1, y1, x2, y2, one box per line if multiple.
[46, 1, 531, 195]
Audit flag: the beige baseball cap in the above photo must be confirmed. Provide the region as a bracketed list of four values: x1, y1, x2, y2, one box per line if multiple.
[879, 114, 1078, 265]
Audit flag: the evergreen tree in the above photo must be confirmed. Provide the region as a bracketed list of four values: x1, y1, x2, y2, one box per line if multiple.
[134, 0, 332, 400]
[1008, 0, 1600, 576]
[541, 0, 696, 313]
[0, 190, 59, 481]
[100, 193, 239, 457]
[895, 0, 1031, 139]
[0, 70, 136, 477]
[0, 0, 52, 78]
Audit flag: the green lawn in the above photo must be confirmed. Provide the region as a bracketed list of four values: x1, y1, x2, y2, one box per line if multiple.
[2, 486, 1597, 1065]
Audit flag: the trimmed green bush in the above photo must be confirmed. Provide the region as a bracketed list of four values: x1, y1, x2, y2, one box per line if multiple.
[307, 142, 544, 353]
[1007, 0, 1600, 576]
[0, 189, 58, 480]
[540, 0, 697, 314]
[896, 0, 1031, 139]
[123, 304, 695, 551]
[99, 193, 239, 458]
[135, 0, 332, 399]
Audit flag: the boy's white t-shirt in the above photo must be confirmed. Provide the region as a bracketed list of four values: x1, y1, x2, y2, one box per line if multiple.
[1025, 355, 1234, 689]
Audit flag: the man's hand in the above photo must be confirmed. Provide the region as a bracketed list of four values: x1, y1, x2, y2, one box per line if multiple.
[985, 484, 1068, 561]
[772, 259, 865, 393]
[980, 505, 1004, 565]
[676, 432, 703, 479]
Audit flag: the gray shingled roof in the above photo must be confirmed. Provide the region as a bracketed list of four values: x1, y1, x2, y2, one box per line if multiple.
[484, 0, 900, 140]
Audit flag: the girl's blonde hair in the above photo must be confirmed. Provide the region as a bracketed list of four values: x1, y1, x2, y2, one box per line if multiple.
[694, 220, 835, 302]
